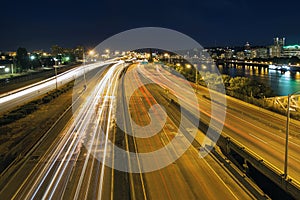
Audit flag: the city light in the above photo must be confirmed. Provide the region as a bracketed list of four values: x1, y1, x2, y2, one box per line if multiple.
[1, 32, 300, 200]
[185, 64, 191, 69]
[89, 50, 95, 56]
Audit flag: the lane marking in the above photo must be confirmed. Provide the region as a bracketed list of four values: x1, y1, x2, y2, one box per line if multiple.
[249, 134, 268, 144]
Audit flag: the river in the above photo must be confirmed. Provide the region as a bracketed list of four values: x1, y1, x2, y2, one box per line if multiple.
[217, 65, 300, 96]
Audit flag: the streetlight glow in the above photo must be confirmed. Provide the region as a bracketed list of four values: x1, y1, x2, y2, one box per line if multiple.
[89, 50, 95, 56]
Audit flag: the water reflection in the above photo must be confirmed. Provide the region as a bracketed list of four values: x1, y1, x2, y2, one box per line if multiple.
[217, 64, 300, 96]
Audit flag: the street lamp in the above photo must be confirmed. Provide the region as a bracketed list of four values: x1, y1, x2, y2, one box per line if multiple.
[54, 65, 58, 90]
[82, 52, 87, 89]
[164, 53, 170, 63]
[82, 49, 96, 90]
[105, 49, 110, 59]
[88, 50, 96, 62]
[194, 64, 198, 90]
[284, 90, 300, 179]
[184, 63, 198, 90]
[89, 50, 95, 56]
[11, 63, 14, 75]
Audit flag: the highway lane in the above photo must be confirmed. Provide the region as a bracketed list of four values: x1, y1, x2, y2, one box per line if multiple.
[1, 60, 255, 200]
[137, 63, 300, 183]
[0, 63, 82, 94]
[0, 60, 116, 114]
[121, 64, 253, 199]
[0, 61, 125, 199]
[0, 62, 111, 195]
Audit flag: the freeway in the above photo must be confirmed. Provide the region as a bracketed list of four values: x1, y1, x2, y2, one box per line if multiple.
[0, 60, 115, 114]
[136, 63, 300, 183]
[119, 64, 253, 199]
[0, 61, 126, 199]
[0, 60, 255, 199]
[0, 63, 81, 94]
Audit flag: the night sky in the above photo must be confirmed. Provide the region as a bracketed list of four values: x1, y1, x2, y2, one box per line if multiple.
[1, 0, 300, 51]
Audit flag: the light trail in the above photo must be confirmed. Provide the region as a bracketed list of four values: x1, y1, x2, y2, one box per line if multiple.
[1, 60, 256, 200]
[127, 65, 239, 199]
[137, 63, 300, 183]
[43, 61, 125, 199]
[11, 61, 126, 200]
[0, 60, 116, 113]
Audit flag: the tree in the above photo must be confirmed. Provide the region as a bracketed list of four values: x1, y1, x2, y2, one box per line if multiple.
[16, 47, 30, 71]
[51, 45, 63, 56]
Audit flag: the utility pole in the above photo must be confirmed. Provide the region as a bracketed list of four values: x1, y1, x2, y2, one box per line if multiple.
[195, 64, 198, 91]
[83, 53, 87, 89]
[284, 94, 291, 179]
[54, 65, 58, 90]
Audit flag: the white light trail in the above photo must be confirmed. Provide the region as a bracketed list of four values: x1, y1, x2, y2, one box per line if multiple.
[14, 61, 126, 200]
[0, 60, 116, 111]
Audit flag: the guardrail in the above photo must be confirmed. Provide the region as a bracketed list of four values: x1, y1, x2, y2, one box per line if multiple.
[217, 134, 300, 199]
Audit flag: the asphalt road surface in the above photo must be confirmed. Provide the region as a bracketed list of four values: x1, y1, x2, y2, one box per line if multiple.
[136, 63, 300, 183]
[0, 61, 254, 199]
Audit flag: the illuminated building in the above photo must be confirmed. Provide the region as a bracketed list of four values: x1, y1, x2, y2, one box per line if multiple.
[283, 45, 300, 57]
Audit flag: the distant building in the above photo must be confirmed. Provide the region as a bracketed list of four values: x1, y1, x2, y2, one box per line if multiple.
[236, 51, 245, 60]
[283, 45, 300, 58]
[244, 42, 251, 50]
[269, 37, 285, 58]
[253, 48, 268, 58]
[225, 49, 234, 59]
[269, 46, 281, 57]
[0, 51, 16, 61]
[274, 37, 285, 46]
[7, 51, 16, 58]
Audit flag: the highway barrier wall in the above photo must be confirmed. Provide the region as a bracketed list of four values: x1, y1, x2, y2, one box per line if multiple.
[217, 135, 300, 199]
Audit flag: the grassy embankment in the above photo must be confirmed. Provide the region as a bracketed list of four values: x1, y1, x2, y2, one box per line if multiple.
[0, 82, 74, 173]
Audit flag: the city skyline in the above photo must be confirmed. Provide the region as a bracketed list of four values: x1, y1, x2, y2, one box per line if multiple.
[1, 0, 300, 51]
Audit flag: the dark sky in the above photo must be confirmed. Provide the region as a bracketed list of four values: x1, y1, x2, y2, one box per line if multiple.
[1, 0, 300, 51]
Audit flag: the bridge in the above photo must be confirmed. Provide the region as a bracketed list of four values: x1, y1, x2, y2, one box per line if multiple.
[266, 94, 300, 111]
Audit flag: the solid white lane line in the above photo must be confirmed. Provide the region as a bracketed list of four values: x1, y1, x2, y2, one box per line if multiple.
[249, 134, 268, 144]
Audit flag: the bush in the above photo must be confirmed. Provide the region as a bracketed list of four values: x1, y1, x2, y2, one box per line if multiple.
[7, 112, 24, 120]
[22, 104, 37, 114]
[0, 81, 74, 126]
[42, 96, 53, 104]
[0, 118, 14, 126]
